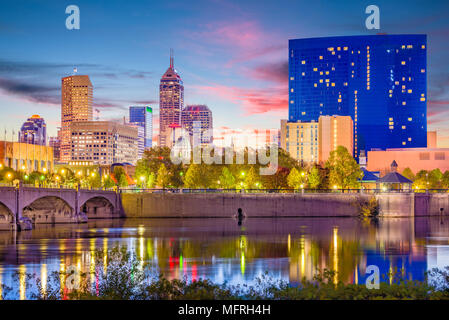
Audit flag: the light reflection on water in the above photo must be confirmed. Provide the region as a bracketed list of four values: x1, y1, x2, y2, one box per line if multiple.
[0, 217, 448, 299]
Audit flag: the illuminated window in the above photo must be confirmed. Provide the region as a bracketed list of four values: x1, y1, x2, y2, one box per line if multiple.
[401, 61, 406, 65]
[319, 56, 323, 60]
[408, 118, 412, 121]
[290, 77, 294, 80]
[301, 60, 306, 64]
[313, 68, 318, 72]
[402, 101, 406, 106]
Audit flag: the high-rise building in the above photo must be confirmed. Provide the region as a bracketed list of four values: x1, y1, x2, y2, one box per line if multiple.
[289, 35, 427, 158]
[61, 75, 93, 162]
[181, 105, 213, 146]
[127, 123, 145, 159]
[129, 106, 153, 148]
[49, 136, 61, 162]
[318, 115, 353, 162]
[280, 115, 353, 164]
[19, 115, 47, 145]
[70, 121, 138, 165]
[159, 51, 184, 147]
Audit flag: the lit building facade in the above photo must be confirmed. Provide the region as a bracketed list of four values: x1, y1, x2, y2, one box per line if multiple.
[129, 106, 153, 148]
[367, 148, 449, 175]
[70, 121, 139, 165]
[318, 115, 353, 162]
[281, 119, 319, 163]
[289, 35, 427, 158]
[281, 115, 353, 164]
[61, 75, 93, 162]
[19, 115, 47, 146]
[159, 52, 184, 147]
[181, 105, 213, 146]
[48, 136, 60, 162]
[0, 141, 53, 172]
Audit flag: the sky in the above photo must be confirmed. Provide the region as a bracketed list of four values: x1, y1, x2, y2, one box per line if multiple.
[0, 0, 448, 146]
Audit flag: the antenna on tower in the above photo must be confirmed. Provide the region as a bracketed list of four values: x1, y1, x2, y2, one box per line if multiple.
[73, 67, 78, 74]
[170, 48, 174, 68]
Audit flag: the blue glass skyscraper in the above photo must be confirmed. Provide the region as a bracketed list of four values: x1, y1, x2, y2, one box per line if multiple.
[289, 35, 427, 158]
[129, 106, 153, 148]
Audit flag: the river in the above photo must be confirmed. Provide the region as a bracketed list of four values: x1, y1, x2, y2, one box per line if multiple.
[0, 216, 448, 299]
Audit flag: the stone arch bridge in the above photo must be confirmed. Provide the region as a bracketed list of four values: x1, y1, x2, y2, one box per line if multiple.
[0, 186, 123, 230]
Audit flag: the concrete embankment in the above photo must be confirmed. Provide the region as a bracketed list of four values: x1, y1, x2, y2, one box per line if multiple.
[121, 192, 449, 218]
[121, 192, 370, 218]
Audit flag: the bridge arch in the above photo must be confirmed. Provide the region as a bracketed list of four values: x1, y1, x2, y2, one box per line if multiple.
[22, 196, 76, 224]
[0, 201, 14, 227]
[79, 196, 117, 219]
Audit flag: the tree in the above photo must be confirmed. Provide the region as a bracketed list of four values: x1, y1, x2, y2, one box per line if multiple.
[326, 146, 362, 189]
[156, 164, 170, 188]
[442, 171, 449, 189]
[261, 167, 289, 189]
[287, 167, 302, 189]
[219, 167, 235, 189]
[184, 164, 206, 189]
[113, 166, 127, 187]
[429, 168, 443, 189]
[118, 174, 128, 188]
[402, 168, 415, 181]
[103, 175, 115, 189]
[245, 166, 259, 189]
[308, 166, 322, 189]
[147, 172, 155, 188]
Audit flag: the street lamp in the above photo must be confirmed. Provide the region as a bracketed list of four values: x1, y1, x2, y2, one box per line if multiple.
[42, 167, 47, 173]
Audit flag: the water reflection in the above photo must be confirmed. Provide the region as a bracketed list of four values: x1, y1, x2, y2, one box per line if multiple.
[0, 217, 447, 299]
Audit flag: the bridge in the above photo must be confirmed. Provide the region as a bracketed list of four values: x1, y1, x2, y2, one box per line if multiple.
[0, 185, 123, 231]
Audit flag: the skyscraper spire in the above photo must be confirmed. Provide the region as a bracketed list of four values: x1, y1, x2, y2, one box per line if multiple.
[170, 48, 174, 68]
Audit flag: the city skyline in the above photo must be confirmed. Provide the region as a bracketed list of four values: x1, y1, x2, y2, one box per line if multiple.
[0, 0, 448, 147]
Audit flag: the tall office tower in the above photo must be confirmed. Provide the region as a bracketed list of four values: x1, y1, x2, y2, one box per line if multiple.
[181, 105, 213, 145]
[159, 50, 184, 147]
[289, 35, 427, 158]
[129, 106, 153, 148]
[60, 75, 93, 162]
[19, 115, 47, 145]
[70, 121, 139, 165]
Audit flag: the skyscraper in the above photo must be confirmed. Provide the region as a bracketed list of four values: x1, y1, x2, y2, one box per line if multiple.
[129, 106, 153, 148]
[289, 34, 427, 158]
[19, 115, 47, 145]
[60, 75, 93, 162]
[159, 50, 184, 147]
[181, 105, 213, 145]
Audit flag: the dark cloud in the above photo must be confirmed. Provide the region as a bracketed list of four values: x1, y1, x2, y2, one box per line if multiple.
[250, 60, 288, 85]
[0, 77, 59, 104]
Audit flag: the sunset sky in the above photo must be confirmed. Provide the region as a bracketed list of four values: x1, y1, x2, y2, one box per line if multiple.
[0, 0, 448, 146]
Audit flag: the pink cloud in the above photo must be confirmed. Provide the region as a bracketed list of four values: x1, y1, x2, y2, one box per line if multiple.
[194, 84, 287, 116]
